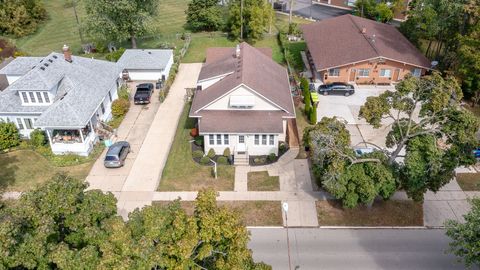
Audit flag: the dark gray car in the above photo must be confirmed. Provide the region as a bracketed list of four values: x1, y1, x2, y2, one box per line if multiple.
[104, 141, 130, 168]
[318, 82, 355, 96]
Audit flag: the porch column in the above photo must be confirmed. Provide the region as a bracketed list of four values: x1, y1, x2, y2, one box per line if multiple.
[89, 120, 95, 135]
[46, 129, 53, 145]
[79, 129, 85, 143]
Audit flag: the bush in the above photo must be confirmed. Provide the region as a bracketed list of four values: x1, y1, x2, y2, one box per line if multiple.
[200, 156, 211, 165]
[111, 98, 130, 118]
[309, 105, 317, 124]
[0, 122, 20, 150]
[29, 129, 47, 148]
[217, 156, 228, 165]
[192, 150, 204, 159]
[105, 47, 126, 62]
[118, 85, 130, 100]
[223, 147, 231, 157]
[253, 157, 267, 165]
[279, 142, 287, 153]
[207, 148, 216, 158]
[268, 153, 277, 162]
[194, 136, 203, 146]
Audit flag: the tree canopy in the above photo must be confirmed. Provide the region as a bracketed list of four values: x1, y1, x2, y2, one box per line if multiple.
[83, 0, 159, 48]
[186, 0, 225, 32]
[353, 0, 399, 22]
[445, 198, 480, 268]
[0, 0, 47, 37]
[227, 0, 274, 42]
[0, 175, 270, 269]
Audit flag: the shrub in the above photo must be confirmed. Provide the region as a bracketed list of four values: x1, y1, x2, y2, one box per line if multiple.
[192, 150, 204, 159]
[194, 136, 203, 146]
[279, 142, 287, 153]
[207, 148, 216, 158]
[0, 122, 20, 150]
[105, 47, 126, 62]
[29, 129, 47, 148]
[309, 105, 317, 124]
[268, 153, 277, 162]
[217, 156, 228, 165]
[111, 98, 130, 118]
[223, 147, 231, 157]
[200, 156, 211, 165]
[254, 157, 267, 165]
[118, 85, 130, 100]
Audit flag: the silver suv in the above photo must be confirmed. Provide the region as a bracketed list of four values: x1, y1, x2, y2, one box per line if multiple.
[104, 141, 130, 168]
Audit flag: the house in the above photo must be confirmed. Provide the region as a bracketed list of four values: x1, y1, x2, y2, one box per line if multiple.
[0, 45, 122, 156]
[116, 49, 173, 82]
[314, 0, 411, 21]
[190, 42, 296, 165]
[302, 14, 431, 85]
[0, 57, 13, 91]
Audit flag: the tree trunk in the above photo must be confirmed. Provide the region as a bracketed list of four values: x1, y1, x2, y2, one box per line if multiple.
[388, 140, 406, 165]
[72, 0, 84, 44]
[131, 35, 137, 49]
[425, 40, 432, 58]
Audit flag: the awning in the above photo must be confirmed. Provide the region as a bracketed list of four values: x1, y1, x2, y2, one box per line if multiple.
[229, 95, 255, 107]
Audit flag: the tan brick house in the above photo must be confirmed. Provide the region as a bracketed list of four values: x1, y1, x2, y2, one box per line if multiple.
[302, 15, 431, 85]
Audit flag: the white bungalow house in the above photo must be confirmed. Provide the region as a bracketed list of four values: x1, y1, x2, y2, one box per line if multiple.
[0, 45, 122, 156]
[116, 49, 173, 81]
[190, 42, 296, 165]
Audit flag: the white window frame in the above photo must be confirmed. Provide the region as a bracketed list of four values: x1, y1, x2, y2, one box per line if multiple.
[380, 69, 391, 78]
[21, 92, 29, 103]
[223, 134, 229, 145]
[328, 68, 340, 77]
[43, 92, 50, 103]
[412, 68, 422, 77]
[209, 135, 214, 145]
[254, 135, 259, 145]
[24, 118, 33, 129]
[358, 69, 370, 77]
[36, 92, 44, 103]
[269, 135, 274, 145]
[16, 118, 24, 130]
[216, 134, 222, 145]
[29, 92, 36, 103]
[262, 135, 267, 145]
[238, 135, 245, 144]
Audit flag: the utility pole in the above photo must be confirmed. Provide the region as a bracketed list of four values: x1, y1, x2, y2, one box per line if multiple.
[72, 0, 84, 44]
[240, 0, 244, 41]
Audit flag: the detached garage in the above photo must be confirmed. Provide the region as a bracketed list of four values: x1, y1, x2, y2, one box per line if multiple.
[117, 49, 173, 81]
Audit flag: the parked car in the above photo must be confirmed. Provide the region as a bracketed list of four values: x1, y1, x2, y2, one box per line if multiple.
[134, 83, 154, 104]
[104, 141, 130, 168]
[354, 147, 374, 156]
[474, 148, 480, 159]
[318, 82, 355, 96]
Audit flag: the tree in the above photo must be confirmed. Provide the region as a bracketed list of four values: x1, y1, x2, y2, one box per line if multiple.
[445, 198, 480, 268]
[304, 117, 396, 208]
[186, 0, 224, 32]
[375, 3, 394, 23]
[359, 73, 479, 201]
[354, 0, 396, 22]
[0, 0, 47, 37]
[456, 23, 480, 106]
[84, 0, 159, 48]
[0, 122, 20, 150]
[227, 0, 274, 41]
[309, 104, 317, 124]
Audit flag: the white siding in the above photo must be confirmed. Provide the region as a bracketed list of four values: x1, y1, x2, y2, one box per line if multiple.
[0, 114, 42, 138]
[203, 133, 279, 156]
[204, 85, 280, 111]
[125, 53, 174, 81]
[198, 74, 230, 90]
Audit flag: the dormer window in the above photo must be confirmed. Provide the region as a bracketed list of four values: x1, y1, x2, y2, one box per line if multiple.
[20, 91, 52, 105]
[21, 92, 28, 103]
[43, 92, 50, 103]
[36, 92, 44, 103]
[29, 92, 36, 103]
[229, 95, 255, 109]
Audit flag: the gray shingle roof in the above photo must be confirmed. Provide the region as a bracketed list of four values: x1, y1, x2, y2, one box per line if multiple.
[0, 57, 43, 75]
[0, 52, 120, 128]
[116, 49, 173, 70]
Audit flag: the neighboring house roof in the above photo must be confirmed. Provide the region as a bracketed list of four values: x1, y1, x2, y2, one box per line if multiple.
[0, 75, 8, 91]
[0, 52, 120, 128]
[116, 49, 173, 70]
[0, 57, 43, 75]
[198, 110, 285, 133]
[301, 14, 431, 71]
[191, 42, 295, 120]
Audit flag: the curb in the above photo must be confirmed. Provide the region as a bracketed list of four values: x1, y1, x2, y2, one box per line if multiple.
[247, 226, 443, 230]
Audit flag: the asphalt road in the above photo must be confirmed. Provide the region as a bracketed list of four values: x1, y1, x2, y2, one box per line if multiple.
[287, 0, 350, 21]
[248, 228, 473, 270]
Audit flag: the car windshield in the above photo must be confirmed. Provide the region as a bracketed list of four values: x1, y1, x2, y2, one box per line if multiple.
[105, 155, 118, 161]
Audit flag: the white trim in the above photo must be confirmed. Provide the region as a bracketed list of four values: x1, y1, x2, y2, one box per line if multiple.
[317, 56, 430, 72]
[197, 71, 235, 83]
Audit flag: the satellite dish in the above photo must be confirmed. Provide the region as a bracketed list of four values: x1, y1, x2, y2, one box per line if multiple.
[431, 61, 439, 67]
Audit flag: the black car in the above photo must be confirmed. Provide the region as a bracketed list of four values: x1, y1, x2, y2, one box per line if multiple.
[104, 141, 130, 168]
[134, 83, 154, 104]
[318, 82, 355, 96]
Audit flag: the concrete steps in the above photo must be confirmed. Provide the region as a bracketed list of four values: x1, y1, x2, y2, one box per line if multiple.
[234, 154, 249, 166]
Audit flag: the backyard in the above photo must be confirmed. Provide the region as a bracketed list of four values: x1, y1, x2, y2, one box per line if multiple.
[159, 102, 235, 191]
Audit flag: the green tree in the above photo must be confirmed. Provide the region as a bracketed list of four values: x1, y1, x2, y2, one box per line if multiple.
[375, 3, 394, 22]
[186, 0, 224, 32]
[309, 104, 317, 124]
[227, 0, 274, 41]
[359, 73, 479, 201]
[445, 198, 480, 268]
[84, 0, 159, 48]
[29, 129, 47, 148]
[0, 122, 20, 150]
[456, 23, 480, 106]
[0, 0, 47, 37]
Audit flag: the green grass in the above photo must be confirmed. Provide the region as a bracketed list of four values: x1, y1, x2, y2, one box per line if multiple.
[275, 13, 313, 33]
[159, 102, 235, 191]
[285, 41, 306, 71]
[247, 171, 280, 191]
[457, 173, 480, 191]
[0, 150, 95, 192]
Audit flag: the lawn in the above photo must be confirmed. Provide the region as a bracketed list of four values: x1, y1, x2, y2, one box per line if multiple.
[247, 171, 280, 191]
[456, 173, 480, 191]
[316, 200, 424, 226]
[0, 150, 94, 192]
[154, 200, 283, 226]
[159, 102, 235, 191]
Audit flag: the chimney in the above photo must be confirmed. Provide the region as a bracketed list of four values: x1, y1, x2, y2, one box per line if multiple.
[63, 44, 72, 62]
[235, 44, 241, 58]
[361, 27, 367, 34]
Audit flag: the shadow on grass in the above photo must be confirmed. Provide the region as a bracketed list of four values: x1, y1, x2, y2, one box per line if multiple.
[0, 153, 18, 192]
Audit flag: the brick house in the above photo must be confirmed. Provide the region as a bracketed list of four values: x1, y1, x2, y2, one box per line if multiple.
[302, 15, 431, 85]
[315, 0, 411, 21]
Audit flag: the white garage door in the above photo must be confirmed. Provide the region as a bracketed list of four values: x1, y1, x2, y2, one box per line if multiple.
[128, 70, 163, 81]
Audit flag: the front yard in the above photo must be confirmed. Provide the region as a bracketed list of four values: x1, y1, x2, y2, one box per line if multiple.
[247, 171, 280, 191]
[158, 102, 235, 191]
[456, 173, 480, 191]
[316, 200, 424, 226]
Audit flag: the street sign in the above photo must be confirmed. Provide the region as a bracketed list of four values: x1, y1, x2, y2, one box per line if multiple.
[282, 202, 289, 213]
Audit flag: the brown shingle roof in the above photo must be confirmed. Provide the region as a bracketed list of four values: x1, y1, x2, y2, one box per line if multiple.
[302, 14, 431, 71]
[0, 57, 13, 91]
[198, 110, 285, 133]
[191, 42, 294, 118]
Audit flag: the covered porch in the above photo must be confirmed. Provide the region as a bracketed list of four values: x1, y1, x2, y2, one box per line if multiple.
[45, 120, 97, 156]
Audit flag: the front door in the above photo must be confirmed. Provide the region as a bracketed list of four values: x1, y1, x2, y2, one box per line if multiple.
[392, 68, 400, 81]
[237, 135, 246, 153]
[349, 69, 356, 82]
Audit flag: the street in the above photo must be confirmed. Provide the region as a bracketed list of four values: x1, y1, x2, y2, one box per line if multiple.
[287, 0, 349, 21]
[248, 228, 472, 270]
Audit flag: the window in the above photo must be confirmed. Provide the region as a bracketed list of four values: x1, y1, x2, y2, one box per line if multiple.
[358, 69, 370, 77]
[269, 135, 274, 145]
[16, 118, 24, 130]
[29, 92, 36, 103]
[224, 134, 229, 145]
[36, 92, 44, 103]
[43, 92, 50, 103]
[254, 135, 259, 145]
[412, 68, 422, 77]
[380, 69, 391, 78]
[209, 134, 214, 145]
[239, 135, 245, 144]
[346, 0, 356, 6]
[100, 103, 105, 114]
[262, 135, 267, 145]
[108, 91, 113, 102]
[24, 118, 33, 129]
[216, 134, 222, 144]
[328, 68, 340, 77]
[21, 92, 28, 103]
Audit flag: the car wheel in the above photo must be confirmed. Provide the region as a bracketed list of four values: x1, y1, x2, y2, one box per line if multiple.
[344, 91, 350, 97]
[323, 91, 328, 96]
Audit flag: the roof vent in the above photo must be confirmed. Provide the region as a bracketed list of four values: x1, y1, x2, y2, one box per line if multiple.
[53, 55, 58, 59]
[48, 59, 53, 63]
[362, 27, 367, 34]
[148, 51, 152, 54]
[44, 63, 49, 67]
[40, 67, 45, 71]
[371, 34, 376, 43]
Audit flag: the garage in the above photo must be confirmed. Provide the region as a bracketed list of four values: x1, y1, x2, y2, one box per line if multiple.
[117, 49, 174, 82]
